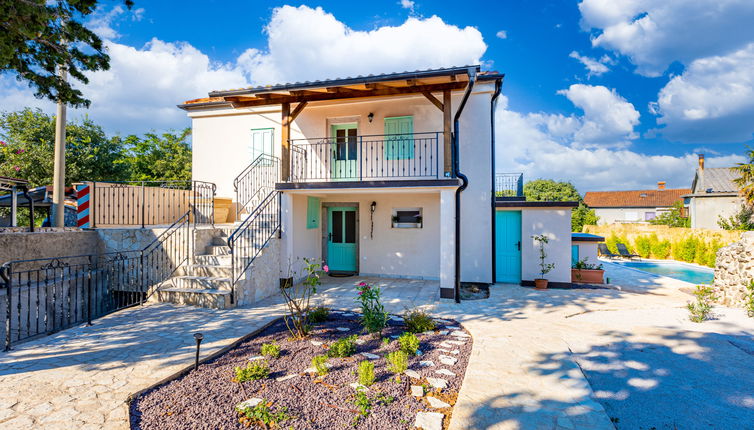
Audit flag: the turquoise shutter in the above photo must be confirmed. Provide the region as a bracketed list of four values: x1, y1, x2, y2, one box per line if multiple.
[384, 116, 414, 160]
[307, 197, 320, 229]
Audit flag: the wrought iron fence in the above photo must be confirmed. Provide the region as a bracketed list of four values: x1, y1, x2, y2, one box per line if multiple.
[233, 154, 280, 218]
[88, 180, 215, 227]
[228, 191, 280, 304]
[0, 212, 191, 350]
[289, 132, 442, 182]
[495, 173, 524, 198]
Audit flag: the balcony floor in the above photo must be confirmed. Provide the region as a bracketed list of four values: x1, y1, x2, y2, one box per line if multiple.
[276, 178, 460, 191]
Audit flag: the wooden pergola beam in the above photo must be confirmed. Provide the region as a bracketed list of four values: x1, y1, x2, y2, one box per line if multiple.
[290, 101, 308, 121]
[422, 91, 444, 111]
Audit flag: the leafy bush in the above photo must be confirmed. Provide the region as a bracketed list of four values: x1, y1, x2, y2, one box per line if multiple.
[403, 309, 436, 333]
[236, 399, 291, 428]
[386, 350, 408, 374]
[397, 332, 420, 356]
[606, 233, 631, 254]
[357, 360, 376, 386]
[746, 280, 754, 318]
[703, 240, 722, 268]
[311, 354, 329, 376]
[687, 285, 716, 323]
[673, 236, 698, 262]
[307, 306, 330, 324]
[650, 236, 672, 259]
[355, 282, 388, 335]
[351, 389, 394, 426]
[234, 361, 270, 382]
[633, 235, 652, 258]
[327, 335, 358, 358]
[260, 341, 281, 359]
[280, 258, 327, 339]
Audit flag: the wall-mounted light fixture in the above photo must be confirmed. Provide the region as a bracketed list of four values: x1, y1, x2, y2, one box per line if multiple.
[370, 201, 377, 239]
[368, 112, 374, 123]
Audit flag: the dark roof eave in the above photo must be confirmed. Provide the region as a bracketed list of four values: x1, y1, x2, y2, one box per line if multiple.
[177, 101, 233, 111]
[684, 192, 740, 198]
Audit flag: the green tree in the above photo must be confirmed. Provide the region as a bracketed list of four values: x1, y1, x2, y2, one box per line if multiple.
[121, 128, 192, 181]
[523, 179, 598, 232]
[717, 204, 754, 230]
[649, 201, 690, 228]
[732, 147, 754, 205]
[0, 108, 129, 186]
[0, 0, 133, 108]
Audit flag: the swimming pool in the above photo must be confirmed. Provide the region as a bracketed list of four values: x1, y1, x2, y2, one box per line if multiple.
[611, 260, 714, 284]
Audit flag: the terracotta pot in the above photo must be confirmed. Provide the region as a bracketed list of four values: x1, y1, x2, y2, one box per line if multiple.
[571, 269, 604, 284]
[534, 278, 548, 290]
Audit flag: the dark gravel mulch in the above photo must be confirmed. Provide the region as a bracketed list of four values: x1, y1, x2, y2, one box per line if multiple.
[130, 311, 472, 429]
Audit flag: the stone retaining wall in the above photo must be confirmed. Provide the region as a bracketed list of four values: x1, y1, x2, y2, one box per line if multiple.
[236, 238, 281, 306]
[713, 231, 754, 307]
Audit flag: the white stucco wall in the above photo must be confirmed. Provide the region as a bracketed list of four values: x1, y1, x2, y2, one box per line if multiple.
[690, 195, 743, 229]
[520, 208, 572, 284]
[572, 240, 599, 266]
[594, 207, 663, 225]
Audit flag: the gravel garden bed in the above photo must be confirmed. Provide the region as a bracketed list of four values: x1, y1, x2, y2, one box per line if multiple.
[129, 310, 472, 429]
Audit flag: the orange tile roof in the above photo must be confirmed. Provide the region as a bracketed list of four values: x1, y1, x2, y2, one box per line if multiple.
[583, 188, 690, 208]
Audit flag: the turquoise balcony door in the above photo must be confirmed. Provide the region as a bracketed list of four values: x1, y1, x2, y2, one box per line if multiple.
[330, 124, 358, 180]
[327, 206, 358, 272]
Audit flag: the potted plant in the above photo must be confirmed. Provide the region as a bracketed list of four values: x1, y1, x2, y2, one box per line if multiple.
[532, 234, 555, 290]
[571, 257, 604, 284]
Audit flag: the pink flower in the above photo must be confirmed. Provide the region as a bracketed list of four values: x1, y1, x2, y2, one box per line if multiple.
[358, 282, 367, 287]
[15, 149, 24, 154]
[358, 291, 363, 295]
[0, 141, 6, 146]
[322, 265, 329, 273]
[13, 166, 20, 172]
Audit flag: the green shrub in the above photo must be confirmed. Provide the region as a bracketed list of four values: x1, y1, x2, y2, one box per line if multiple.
[746, 280, 754, 318]
[403, 309, 436, 333]
[234, 361, 270, 382]
[327, 335, 358, 358]
[357, 360, 375, 386]
[633, 235, 652, 258]
[260, 341, 281, 359]
[606, 233, 631, 254]
[308, 306, 330, 324]
[386, 350, 408, 374]
[687, 285, 716, 323]
[693, 239, 708, 266]
[650, 237, 672, 259]
[673, 236, 698, 262]
[703, 240, 722, 268]
[311, 354, 329, 376]
[397, 332, 420, 356]
[236, 399, 291, 428]
[355, 282, 389, 335]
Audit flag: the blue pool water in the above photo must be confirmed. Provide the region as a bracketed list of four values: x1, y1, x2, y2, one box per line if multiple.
[613, 260, 714, 284]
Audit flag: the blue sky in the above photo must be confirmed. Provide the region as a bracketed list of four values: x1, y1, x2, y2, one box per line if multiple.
[2, 0, 753, 191]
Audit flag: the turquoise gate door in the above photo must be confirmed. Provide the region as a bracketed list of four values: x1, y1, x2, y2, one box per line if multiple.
[495, 210, 522, 283]
[327, 207, 358, 272]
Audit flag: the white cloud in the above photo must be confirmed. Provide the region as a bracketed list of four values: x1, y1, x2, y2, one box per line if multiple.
[569, 51, 610, 77]
[494, 95, 745, 191]
[578, 0, 754, 77]
[237, 5, 486, 86]
[496, 30, 507, 39]
[556, 84, 640, 145]
[652, 43, 754, 143]
[400, 0, 415, 12]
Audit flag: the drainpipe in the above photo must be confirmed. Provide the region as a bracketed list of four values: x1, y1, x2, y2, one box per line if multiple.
[452, 68, 477, 303]
[489, 77, 504, 284]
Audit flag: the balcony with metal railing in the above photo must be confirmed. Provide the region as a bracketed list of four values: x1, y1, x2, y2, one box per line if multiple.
[288, 132, 444, 183]
[495, 173, 524, 200]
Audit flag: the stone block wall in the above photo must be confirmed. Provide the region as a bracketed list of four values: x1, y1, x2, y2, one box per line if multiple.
[713, 231, 754, 307]
[236, 238, 281, 306]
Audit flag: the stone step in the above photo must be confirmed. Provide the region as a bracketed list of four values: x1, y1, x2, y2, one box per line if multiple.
[212, 236, 228, 246]
[175, 264, 232, 278]
[206, 245, 230, 255]
[170, 275, 232, 290]
[154, 287, 233, 309]
[194, 254, 231, 265]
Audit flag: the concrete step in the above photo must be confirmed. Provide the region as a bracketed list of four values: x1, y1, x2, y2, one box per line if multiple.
[212, 236, 228, 246]
[195, 254, 231, 265]
[170, 275, 232, 290]
[155, 287, 232, 309]
[175, 264, 232, 278]
[206, 245, 230, 255]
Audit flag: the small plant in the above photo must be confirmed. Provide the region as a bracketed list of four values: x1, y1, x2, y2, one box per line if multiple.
[280, 258, 328, 339]
[403, 308, 436, 333]
[746, 280, 754, 318]
[234, 361, 270, 382]
[381, 337, 391, 346]
[687, 285, 716, 323]
[308, 306, 330, 324]
[355, 281, 389, 335]
[351, 388, 394, 426]
[386, 350, 408, 374]
[311, 354, 329, 376]
[572, 257, 603, 271]
[532, 234, 555, 279]
[327, 335, 358, 358]
[260, 341, 281, 359]
[397, 332, 420, 356]
[236, 399, 291, 428]
[357, 360, 375, 386]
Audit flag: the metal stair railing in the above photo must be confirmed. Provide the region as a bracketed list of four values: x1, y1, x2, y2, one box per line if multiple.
[233, 154, 280, 219]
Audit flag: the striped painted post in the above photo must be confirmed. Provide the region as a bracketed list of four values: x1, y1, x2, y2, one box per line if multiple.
[76, 184, 91, 228]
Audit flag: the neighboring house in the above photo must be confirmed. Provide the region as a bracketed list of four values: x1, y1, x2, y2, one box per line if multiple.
[583, 182, 690, 225]
[686, 154, 744, 230]
[180, 65, 575, 301]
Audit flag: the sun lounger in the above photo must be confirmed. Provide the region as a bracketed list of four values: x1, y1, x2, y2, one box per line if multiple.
[616, 243, 641, 260]
[598, 243, 620, 259]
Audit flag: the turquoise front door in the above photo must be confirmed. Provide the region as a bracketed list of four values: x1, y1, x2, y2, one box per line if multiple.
[495, 210, 522, 283]
[327, 207, 358, 272]
[330, 124, 358, 180]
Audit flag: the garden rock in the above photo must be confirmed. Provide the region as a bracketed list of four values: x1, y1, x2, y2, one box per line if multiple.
[404, 369, 421, 379]
[248, 355, 265, 361]
[435, 369, 456, 377]
[445, 340, 466, 345]
[426, 377, 448, 389]
[439, 355, 458, 366]
[348, 383, 368, 391]
[304, 363, 333, 373]
[450, 331, 470, 338]
[426, 396, 451, 408]
[354, 339, 366, 345]
[336, 327, 350, 332]
[310, 340, 323, 346]
[414, 411, 444, 430]
[437, 330, 449, 335]
[444, 326, 460, 330]
[411, 385, 424, 397]
[275, 374, 298, 382]
[360, 352, 379, 360]
[419, 360, 435, 367]
[236, 398, 263, 409]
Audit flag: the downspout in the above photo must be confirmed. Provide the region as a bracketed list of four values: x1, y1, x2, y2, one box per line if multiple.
[452, 68, 477, 303]
[489, 77, 504, 284]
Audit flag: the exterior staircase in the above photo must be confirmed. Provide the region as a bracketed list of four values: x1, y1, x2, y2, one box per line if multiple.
[152, 227, 236, 309]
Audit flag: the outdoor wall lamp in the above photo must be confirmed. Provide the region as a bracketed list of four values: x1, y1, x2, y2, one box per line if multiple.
[370, 201, 377, 239]
[194, 332, 204, 370]
[368, 112, 374, 123]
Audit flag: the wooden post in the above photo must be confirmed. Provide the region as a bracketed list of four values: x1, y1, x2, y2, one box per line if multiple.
[281, 102, 291, 181]
[443, 90, 452, 176]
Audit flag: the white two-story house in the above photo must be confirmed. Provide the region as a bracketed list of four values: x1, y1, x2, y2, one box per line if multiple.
[179, 66, 574, 304]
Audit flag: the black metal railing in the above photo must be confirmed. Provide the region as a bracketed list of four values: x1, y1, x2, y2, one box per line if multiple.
[227, 191, 280, 304]
[495, 173, 524, 198]
[0, 212, 191, 350]
[233, 154, 280, 218]
[289, 132, 442, 182]
[88, 180, 215, 227]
